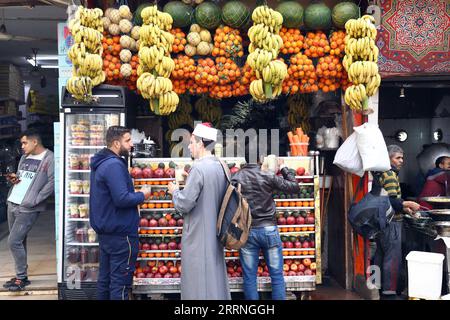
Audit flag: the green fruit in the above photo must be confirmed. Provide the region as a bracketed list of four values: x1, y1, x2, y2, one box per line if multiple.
[293, 211, 300, 218]
[276, 1, 304, 28]
[280, 194, 286, 199]
[155, 238, 162, 245]
[134, 3, 152, 26]
[227, 162, 236, 169]
[163, 1, 194, 28]
[165, 195, 171, 200]
[304, 2, 332, 30]
[300, 211, 308, 218]
[284, 211, 290, 218]
[222, 1, 250, 29]
[168, 161, 177, 169]
[281, 236, 288, 242]
[332, 1, 360, 29]
[158, 162, 165, 169]
[154, 213, 162, 220]
[194, 2, 222, 29]
[164, 237, 171, 244]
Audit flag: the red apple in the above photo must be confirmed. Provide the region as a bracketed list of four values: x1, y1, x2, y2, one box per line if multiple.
[285, 259, 293, 265]
[131, 167, 142, 179]
[177, 243, 182, 250]
[302, 242, 310, 248]
[177, 219, 184, 227]
[146, 273, 154, 278]
[164, 273, 173, 278]
[302, 258, 311, 267]
[310, 262, 317, 271]
[306, 216, 315, 224]
[296, 216, 305, 225]
[290, 264, 298, 271]
[151, 266, 159, 274]
[158, 243, 168, 250]
[168, 242, 177, 250]
[294, 259, 301, 265]
[304, 269, 313, 276]
[285, 241, 294, 249]
[277, 217, 287, 225]
[296, 167, 306, 176]
[287, 271, 297, 276]
[136, 272, 146, 278]
[286, 216, 296, 225]
[166, 261, 174, 268]
[236, 267, 242, 274]
[168, 219, 177, 227]
[150, 244, 158, 251]
[139, 218, 149, 228]
[232, 272, 240, 278]
[283, 264, 290, 272]
[298, 264, 305, 272]
[264, 265, 269, 272]
[173, 273, 180, 278]
[158, 218, 168, 227]
[227, 267, 234, 274]
[159, 265, 168, 275]
[147, 261, 156, 267]
[149, 219, 158, 227]
[154, 273, 162, 278]
[296, 271, 304, 276]
[294, 241, 302, 249]
[142, 243, 151, 251]
[142, 167, 153, 178]
[261, 271, 270, 277]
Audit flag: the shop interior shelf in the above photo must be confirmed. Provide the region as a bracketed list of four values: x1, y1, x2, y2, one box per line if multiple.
[144, 200, 173, 203]
[67, 242, 99, 246]
[68, 194, 90, 197]
[67, 218, 90, 222]
[277, 224, 315, 228]
[134, 178, 176, 182]
[139, 227, 183, 231]
[274, 198, 315, 202]
[279, 230, 316, 235]
[137, 257, 181, 261]
[139, 250, 180, 253]
[225, 254, 315, 261]
[139, 233, 182, 238]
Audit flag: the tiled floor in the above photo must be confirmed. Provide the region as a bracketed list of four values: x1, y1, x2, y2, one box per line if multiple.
[0, 210, 57, 298]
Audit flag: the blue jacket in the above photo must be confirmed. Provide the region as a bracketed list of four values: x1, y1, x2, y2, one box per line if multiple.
[89, 148, 144, 237]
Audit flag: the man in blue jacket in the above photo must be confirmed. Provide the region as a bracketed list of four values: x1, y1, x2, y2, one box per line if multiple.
[89, 126, 151, 300]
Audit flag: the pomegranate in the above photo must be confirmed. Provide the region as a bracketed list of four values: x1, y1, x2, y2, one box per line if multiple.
[230, 166, 239, 174]
[296, 217, 305, 225]
[277, 217, 287, 225]
[149, 219, 158, 227]
[168, 242, 177, 250]
[168, 219, 177, 227]
[150, 244, 158, 251]
[131, 166, 143, 179]
[164, 273, 172, 278]
[142, 167, 153, 178]
[142, 243, 151, 251]
[139, 218, 149, 228]
[286, 216, 296, 225]
[153, 168, 165, 179]
[158, 218, 168, 227]
[177, 219, 184, 227]
[173, 272, 180, 278]
[159, 265, 168, 275]
[158, 243, 168, 250]
[165, 168, 175, 178]
[154, 273, 162, 278]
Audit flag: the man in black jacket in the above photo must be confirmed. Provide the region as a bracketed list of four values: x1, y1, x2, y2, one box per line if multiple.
[231, 141, 299, 300]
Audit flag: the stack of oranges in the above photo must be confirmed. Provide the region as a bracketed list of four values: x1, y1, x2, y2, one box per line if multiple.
[170, 28, 187, 53]
[283, 53, 318, 94]
[194, 58, 219, 86]
[214, 57, 241, 85]
[212, 26, 244, 58]
[316, 55, 344, 93]
[280, 28, 304, 54]
[303, 31, 330, 58]
[329, 30, 346, 57]
[171, 55, 196, 94]
[102, 34, 122, 56]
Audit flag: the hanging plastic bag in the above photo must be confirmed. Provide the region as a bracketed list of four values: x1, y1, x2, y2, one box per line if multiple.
[354, 123, 390, 172]
[333, 132, 364, 177]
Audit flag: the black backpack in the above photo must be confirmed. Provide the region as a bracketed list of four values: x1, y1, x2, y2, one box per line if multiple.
[348, 178, 394, 239]
[216, 160, 252, 250]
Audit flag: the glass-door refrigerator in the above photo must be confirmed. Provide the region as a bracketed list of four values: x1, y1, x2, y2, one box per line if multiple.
[57, 85, 135, 299]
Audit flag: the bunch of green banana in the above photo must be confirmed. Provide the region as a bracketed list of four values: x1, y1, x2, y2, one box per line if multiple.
[248, 6, 287, 102]
[66, 6, 104, 102]
[345, 36, 378, 62]
[168, 97, 194, 130]
[137, 5, 178, 116]
[344, 84, 369, 111]
[287, 94, 310, 132]
[194, 97, 222, 127]
[72, 6, 103, 33]
[251, 5, 283, 34]
[66, 76, 93, 102]
[141, 5, 173, 32]
[347, 61, 378, 85]
[345, 15, 377, 40]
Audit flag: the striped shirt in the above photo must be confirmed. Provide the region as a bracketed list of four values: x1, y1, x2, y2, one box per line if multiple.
[379, 170, 402, 199]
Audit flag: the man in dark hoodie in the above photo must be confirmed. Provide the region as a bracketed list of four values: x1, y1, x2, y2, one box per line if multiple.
[230, 139, 300, 300]
[90, 126, 151, 300]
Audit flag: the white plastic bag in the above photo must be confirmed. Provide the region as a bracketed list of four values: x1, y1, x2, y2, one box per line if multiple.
[333, 132, 364, 177]
[354, 123, 390, 172]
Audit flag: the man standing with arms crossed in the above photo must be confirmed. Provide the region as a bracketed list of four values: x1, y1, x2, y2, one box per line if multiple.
[90, 126, 151, 300]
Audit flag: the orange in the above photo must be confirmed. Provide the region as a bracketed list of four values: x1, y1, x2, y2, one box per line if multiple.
[148, 203, 155, 209]
[154, 229, 161, 234]
[161, 229, 168, 234]
[288, 227, 295, 232]
[289, 201, 296, 207]
[156, 204, 162, 209]
[162, 203, 169, 209]
[155, 252, 162, 258]
[233, 252, 239, 257]
[308, 227, 315, 231]
[295, 227, 301, 232]
[148, 229, 154, 234]
[309, 250, 315, 255]
[282, 251, 289, 256]
[289, 251, 296, 256]
[163, 252, 169, 258]
[141, 253, 148, 258]
[309, 201, 315, 207]
[301, 227, 308, 232]
[148, 253, 155, 258]
[170, 203, 174, 208]
[168, 229, 174, 234]
[282, 201, 290, 207]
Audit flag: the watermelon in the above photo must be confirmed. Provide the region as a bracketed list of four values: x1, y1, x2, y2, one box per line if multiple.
[134, 3, 152, 26]
[304, 3, 332, 30]
[276, 1, 304, 28]
[222, 1, 250, 29]
[163, 1, 194, 28]
[332, 2, 360, 29]
[194, 2, 222, 29]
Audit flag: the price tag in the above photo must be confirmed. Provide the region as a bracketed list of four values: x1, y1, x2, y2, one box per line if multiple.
[7, 170, 36, 205]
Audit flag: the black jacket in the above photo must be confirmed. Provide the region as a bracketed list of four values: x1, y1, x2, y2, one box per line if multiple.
[231, 164, 300, 227]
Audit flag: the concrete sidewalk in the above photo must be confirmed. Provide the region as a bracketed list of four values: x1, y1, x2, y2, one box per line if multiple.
[0, 210, 58, 299]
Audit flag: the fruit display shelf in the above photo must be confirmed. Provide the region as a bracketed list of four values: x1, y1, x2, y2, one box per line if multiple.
[132, 156, 322, 294]
[68, 170, 91, 173]
[67, 242, 99, 246]
[68, 146, 106, 149]
[67, 218, 90, 222]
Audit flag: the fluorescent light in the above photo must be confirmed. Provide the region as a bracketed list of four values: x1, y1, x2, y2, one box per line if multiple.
[41, 65, 59, 69]
[35, 55, 58, 60]
[27, 58, 36, 66]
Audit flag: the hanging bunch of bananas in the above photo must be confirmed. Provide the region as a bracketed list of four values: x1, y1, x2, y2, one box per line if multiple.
[343, 15, 381, 112]
[136, 5, 178, 115]
[168, 95, 194, 130]
[67, 6, 104, 102]
[195, 96, 222, 127]
[247, 6, 287, 102]
[287, 94, 310, 133]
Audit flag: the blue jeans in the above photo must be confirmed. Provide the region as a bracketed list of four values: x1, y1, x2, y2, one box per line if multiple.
[239, 226, 286, 300]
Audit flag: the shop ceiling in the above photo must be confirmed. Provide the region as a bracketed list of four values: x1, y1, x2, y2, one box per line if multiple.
[0, 1, 69, 7]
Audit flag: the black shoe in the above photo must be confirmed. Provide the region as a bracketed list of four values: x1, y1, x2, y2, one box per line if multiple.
[380, 294, 405, 301]
[3, 277, 30, 289]
[8, 278, 31, 292]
